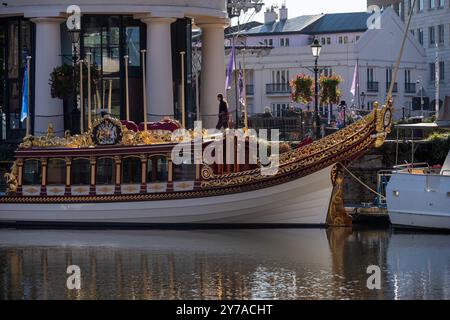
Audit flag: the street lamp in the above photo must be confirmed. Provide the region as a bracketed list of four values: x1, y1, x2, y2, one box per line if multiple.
[311, 39, 322, 139]
[68, 26, 81, 134]
[416, 78, 424, 118]
[360, 92, 366, 110]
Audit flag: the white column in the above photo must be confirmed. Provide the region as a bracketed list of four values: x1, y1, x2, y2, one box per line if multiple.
[142, 17, 175, 122]
[31, 17, 65, 136]
[198, 21, 228, 129]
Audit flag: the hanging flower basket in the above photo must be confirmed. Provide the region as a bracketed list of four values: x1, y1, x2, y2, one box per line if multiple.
[319, 74, 342, 106]
[290, 74, 313, 104]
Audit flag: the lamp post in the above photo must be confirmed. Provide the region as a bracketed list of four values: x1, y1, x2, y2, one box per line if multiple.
[68, 27, 81, 134]
[360, 92, 366, 110]
[311, 39, 322, 139]
[416, 78, 424, 118]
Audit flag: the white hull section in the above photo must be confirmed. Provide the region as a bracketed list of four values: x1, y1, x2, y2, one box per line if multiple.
[0, 167, 334, 226]
[387, 173, 450, 230]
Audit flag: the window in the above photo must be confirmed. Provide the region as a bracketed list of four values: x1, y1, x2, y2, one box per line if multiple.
[147, 157, 168, 183]
[429, 26, 435, 45]
[71, 159, 91, 185]
[96, 158, 115, 185]
[440, 61, 445, 80]
[429, 0, 435, 9]
[430, 63, 436, 81]
[405, 69, 412, 84]
[321, 37, 326, 45]
[338, 36, 343, 44]
[322, 68, 333, 77]
[438, 0, 444, 8]
[367, 68, 375, 82]
[47, 159, 66, 186]
[271, 103, 289, 117]
[343, 36, 348, 44]
[355, 35, 360, 42]
[23, 160, 41, 185]
[386, 68, 393, 84]
[326, 37, 331, 45]
[418, 0, 424, 11]
[407, 0, 413, 14]
[122, 157, 141, 184]
[264, 39, 273, 47]
[438, 25, 444, 44]
[173, 155, 195, 182]
[418, 28, 424, 45]
[280, 38, 290, 47]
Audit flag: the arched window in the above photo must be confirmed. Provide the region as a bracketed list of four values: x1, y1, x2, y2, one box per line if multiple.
[122, 157, 141, 184]
[147, 156, 168, 183]
[47, 159, 66, 185]
[23, 159, 42, 185]
[72, 159, 91, 185]
[96, 158, 115, 185]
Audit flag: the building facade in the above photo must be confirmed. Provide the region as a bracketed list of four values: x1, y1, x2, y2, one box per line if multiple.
[0, 0, 229, 142]
[225, 5, 426, 120]
[368, 0, 450, 113]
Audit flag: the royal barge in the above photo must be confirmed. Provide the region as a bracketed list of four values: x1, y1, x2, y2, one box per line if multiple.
[0, 102, 394, 227]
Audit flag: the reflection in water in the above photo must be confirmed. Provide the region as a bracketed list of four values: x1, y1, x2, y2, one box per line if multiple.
[0, 229, 449, 300]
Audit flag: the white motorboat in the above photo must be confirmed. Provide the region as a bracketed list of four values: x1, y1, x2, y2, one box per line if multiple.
[386, 121, 450, 230]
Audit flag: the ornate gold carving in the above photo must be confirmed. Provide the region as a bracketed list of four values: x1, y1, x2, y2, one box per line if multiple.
[327, 164, 352, 227]
[4, 161, 18, 194]
[48, 187, 64, 194]
[374, 99, 394, 148]
[202, 111, 377, 188]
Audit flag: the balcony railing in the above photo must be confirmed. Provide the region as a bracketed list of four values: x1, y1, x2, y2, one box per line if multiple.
[266, 83, 291, 95]
[246, 85, 254, 96]
[367, 81, 379, 93]
[386, 82, 398, 93]
[404, 82, 416, 94]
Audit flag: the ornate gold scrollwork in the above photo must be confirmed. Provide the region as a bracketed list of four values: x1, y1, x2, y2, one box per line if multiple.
[4, 161, 19, 194]
[327, 164, 352, 227]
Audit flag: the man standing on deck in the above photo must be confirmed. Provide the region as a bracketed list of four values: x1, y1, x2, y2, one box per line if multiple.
[216, 94, 229, 130]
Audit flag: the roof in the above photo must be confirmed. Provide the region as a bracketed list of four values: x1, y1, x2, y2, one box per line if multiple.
[242, 12, 372, 36]
[242, 14, 322, 36]
[300, 12, 372, 35]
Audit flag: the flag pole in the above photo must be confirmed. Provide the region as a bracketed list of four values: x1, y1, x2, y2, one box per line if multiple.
[242, 48, 248, 130]
[141, 49, 148, 131]
[108, 79, 112, 114]
[180, 51, 186, 128]
[124, 55, 130, 121]
[79, 59, 84, 133]
[435, 43, 440, 119]
[26, 56, 31, 136]
[86, 52, 92, 130]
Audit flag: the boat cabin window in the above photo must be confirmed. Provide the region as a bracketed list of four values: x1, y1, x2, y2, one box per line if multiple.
[122, 157, 141, 184]
[72, 159, 91, 185]
[47, 159, 66, 185]
[147, 156, 168, 182]
[96, 158, 115, 185]
[23, 160, 42, 185]
[173, 159, 196, 182]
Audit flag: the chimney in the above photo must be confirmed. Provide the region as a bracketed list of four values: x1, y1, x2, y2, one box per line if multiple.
[279, 3, 288, 21]
[264, 6, 277, 24]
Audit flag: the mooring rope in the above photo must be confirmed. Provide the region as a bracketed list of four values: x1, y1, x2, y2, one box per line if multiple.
[338, 162, 386, 200]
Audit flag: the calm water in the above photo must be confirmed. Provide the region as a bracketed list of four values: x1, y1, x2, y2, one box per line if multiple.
[0, 228, 449, 300]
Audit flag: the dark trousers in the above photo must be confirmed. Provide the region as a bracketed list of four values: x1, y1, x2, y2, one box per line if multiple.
[216, 113, 229, 130]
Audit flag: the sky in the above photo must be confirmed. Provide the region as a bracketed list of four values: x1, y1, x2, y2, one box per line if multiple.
[251, 0, 368, 22]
